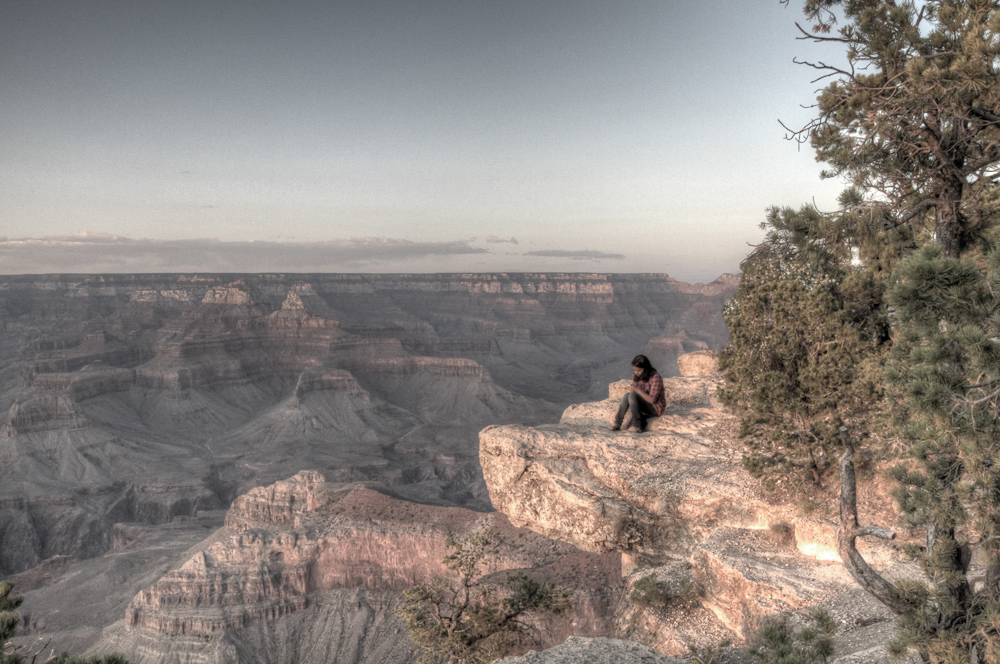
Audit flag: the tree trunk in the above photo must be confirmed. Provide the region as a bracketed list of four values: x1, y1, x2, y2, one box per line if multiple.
[935, 177, 967, 259]
[837, 428, 912, 615]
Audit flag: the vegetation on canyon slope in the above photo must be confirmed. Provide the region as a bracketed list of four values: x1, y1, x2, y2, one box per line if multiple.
[722, 0, 1000, 661]
[0, 581, 127, 664]
[397, 528, 571, 664]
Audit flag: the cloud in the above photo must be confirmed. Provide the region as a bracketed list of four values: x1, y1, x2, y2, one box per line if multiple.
[485, 235, 518, 245]
[0, 235, 489, 274]
[523, 249, 625, 260]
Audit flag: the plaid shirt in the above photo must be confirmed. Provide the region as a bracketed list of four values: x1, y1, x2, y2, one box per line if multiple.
[634, 371, 666, 416]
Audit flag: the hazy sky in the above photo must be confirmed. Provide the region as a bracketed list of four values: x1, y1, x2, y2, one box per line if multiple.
[1, 0, 844, 282]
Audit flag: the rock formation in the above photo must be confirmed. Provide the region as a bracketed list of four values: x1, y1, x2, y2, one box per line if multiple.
[1, 273, 738, 662]
[480, 353, 919, 661]
[0, 273, 737, 578]
[75, 472, 623, 663]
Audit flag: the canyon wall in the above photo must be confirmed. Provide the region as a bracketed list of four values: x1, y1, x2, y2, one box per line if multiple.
[81, 472, 622, 664]
[2, 272, 737, 662]
[483, 356, 919, 663]
[0, 272, 737, 578]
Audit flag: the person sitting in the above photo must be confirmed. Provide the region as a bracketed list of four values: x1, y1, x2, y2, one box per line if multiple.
[609, 354, 665, 433]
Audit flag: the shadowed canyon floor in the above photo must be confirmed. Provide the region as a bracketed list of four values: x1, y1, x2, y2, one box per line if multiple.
[1, 273, 737, 662]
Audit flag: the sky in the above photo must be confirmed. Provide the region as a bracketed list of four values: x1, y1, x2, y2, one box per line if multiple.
[0, 0, 846, 282]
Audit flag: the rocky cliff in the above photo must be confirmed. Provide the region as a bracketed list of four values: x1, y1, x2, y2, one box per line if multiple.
[0, 272, 737, 578]
[68, 472, 624, 664]
[482, 353, 919, 662]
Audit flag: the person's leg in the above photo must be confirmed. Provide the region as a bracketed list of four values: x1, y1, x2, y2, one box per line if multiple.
[611, 393, 631, 430]
[628, 393, 658, 432]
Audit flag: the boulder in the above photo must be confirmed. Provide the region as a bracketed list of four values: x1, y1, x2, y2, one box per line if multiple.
[677, 351, 718, 377]
[480, 375, 767, 565]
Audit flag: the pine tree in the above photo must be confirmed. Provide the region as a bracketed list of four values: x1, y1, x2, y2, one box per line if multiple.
[784, 0, 1000, 260]
[397, 529, 571, 664]
[1, 580, 24, 664]
[723, 2, 1000, 661]
[718, 204, 890, 491]
[748, 609, 838, 664]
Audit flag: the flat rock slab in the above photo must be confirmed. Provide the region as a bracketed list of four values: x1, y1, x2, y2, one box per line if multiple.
[496, 636, 682, 664]
[693, 527, 856, 636]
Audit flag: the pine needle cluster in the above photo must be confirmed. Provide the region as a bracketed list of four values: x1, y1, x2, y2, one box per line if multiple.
[748, 610, 838, 664]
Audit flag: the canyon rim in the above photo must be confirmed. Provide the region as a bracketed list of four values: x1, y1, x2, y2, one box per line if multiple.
[1, 272, 739, 662]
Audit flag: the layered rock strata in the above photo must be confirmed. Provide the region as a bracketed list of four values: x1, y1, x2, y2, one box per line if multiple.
[1, 273, 738, 660]
[110, 472, 622, 662]
[480, 353, 912, 659]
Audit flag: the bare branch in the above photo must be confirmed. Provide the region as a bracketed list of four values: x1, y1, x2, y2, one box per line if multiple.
[794, 22, 852, 43]
[971, 106, 1000, 124]
[792, 57, 858, 84]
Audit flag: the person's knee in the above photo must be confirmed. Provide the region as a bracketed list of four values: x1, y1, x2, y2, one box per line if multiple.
[627, 392, 639, 407]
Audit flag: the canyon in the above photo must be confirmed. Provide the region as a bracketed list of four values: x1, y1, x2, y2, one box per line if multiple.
[0, 272, 738, 661]
[14, 353, 916, 664]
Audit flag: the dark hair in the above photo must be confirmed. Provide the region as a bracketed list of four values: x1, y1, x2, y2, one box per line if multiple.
[631, 354, 655, 382]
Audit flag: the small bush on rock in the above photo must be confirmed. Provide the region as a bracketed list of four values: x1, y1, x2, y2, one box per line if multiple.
[769, 522, 795, 547]
[630, 573, 702, 610]
[397, 528, 571, 664]
[748, 609, 837, 664]
[630, 574, 672, 609]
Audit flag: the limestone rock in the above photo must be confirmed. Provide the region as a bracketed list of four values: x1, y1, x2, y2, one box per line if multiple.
[201, 281, 256, 306]
[224, 470, 327, 530]
[495, 636, 681, 664]
[613, 562, 737, 657]
[692, 527, 855, 636]
[123, 473, 623, 651]
[677, 350, 718, 377]
[481, 376, 764, 564]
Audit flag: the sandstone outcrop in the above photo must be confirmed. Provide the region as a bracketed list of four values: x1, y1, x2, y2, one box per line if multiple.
[99, 472, 623, 663]
[677, 350, 718, 377]
[481, 353, 912, 659]
[481, 372, 758, 565]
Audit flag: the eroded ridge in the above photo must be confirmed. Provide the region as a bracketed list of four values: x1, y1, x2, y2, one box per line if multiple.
[124, 472, 623, 644]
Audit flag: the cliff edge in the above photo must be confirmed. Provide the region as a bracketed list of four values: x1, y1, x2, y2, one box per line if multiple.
[482, 353, 919, 662]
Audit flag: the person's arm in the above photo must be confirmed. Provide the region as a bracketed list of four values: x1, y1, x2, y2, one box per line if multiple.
[634, 374, 662, 404]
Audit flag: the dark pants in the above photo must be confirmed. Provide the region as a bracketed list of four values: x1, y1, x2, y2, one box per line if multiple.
[614, 392, 658, 430]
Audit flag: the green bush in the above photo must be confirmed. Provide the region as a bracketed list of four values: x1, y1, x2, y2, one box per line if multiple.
[748, 609, 837, 664]
[397, 529, 571, 664]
